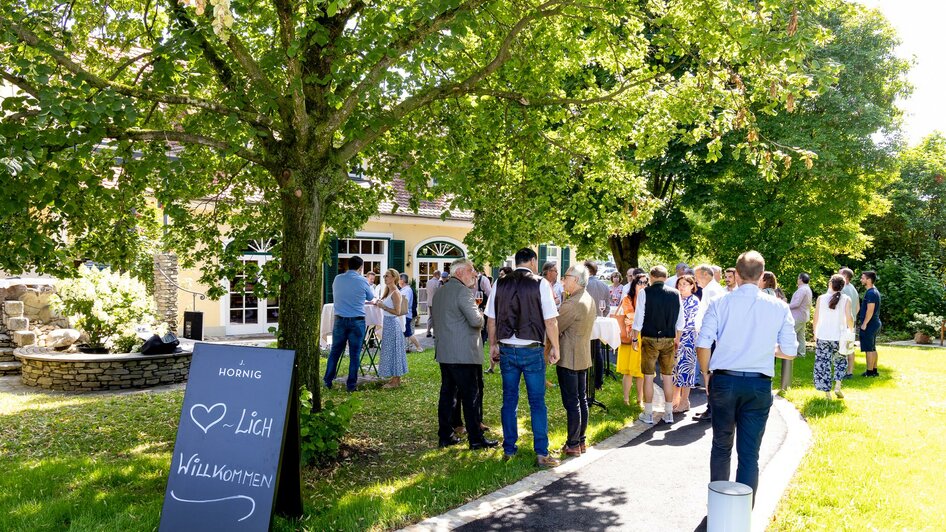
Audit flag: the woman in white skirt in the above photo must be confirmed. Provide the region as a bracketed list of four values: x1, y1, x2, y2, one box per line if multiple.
[812, 274, 854, 399]
[375, 269, 408, 388]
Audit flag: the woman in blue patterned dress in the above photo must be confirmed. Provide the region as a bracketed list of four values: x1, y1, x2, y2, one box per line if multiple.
[375, 269, 408, 388]
[672, 275, 700, 412]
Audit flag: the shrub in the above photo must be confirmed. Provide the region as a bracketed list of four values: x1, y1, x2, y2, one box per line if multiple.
[50, 265, 156, 351]
[299, 386, 360, 465]
[865, 256, 946, 331]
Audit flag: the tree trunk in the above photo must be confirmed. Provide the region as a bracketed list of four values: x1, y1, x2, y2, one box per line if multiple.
[609, 231, 646, 277]
[278, 170, 326, 412]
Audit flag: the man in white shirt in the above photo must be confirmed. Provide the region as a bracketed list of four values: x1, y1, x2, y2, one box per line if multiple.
[693, 264, 727, 402]
[541, 261, 564, 306]
[486, 248, 561, 468]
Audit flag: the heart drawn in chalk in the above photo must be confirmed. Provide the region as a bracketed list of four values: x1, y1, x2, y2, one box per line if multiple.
[190, 403, 227, 433]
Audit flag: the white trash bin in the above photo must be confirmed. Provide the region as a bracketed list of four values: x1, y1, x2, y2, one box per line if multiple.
[707, 480, 752, 532]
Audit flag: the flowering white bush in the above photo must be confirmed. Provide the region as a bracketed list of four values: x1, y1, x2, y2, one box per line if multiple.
[51, 266, 157, 351]
[909, 313, 945, 337]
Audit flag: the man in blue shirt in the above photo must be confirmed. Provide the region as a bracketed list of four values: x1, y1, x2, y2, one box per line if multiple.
[696, 250, 797, 503]
[323, 255, 377, 392]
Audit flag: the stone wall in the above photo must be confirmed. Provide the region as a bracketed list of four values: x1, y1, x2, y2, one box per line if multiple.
[153, 253, 179, 333]
[16, 346, 192, 391]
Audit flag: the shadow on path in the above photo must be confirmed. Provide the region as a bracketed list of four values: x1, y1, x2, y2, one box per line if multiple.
[455, 476, 628, 531]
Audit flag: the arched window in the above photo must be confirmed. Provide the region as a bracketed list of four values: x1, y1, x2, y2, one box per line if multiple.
[417, 241, 465, 258]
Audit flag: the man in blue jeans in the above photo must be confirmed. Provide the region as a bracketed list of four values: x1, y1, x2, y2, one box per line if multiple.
[696, 250, 797, 503]
[486, 248, 561, 468]
[324, 255, 377, 392]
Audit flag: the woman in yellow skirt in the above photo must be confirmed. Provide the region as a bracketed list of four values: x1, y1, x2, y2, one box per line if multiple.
[616, 273, 647, 407]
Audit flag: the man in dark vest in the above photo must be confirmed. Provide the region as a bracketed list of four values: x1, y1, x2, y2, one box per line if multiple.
[631, 265, 684, 425]
[486, 248, 561, 468]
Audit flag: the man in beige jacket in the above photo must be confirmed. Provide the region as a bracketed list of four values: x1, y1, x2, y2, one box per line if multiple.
[554, 264, 597, 457]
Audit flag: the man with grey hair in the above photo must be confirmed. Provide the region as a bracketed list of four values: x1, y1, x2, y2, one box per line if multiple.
[711, 265, 723, 283]
[554, 263, 596, 456]
[542, 261, 564, 306]
[433, 259, 497, 450]
[584, 260, 612, 391]
[697, 250, 797, 502]
[667, 262, 688, 290]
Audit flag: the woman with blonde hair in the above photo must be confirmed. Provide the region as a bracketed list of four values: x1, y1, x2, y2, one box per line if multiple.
[375, 268, 408, 388]
[615, 272, 647, 407]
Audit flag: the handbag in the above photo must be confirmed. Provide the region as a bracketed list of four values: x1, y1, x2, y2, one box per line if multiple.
[141, 332, 181, 355]
[838, 326, 856, 355]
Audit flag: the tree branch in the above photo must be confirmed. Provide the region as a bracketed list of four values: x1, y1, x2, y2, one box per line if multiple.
[335, 1, 575, 161]
[3, 18, 277, 131]
[272, 0, 309, 145]
[322, 0, 491, 138]
[0, 69, 40, 99]
[467, 58, 688, 107]
[107, 128, 266, 167]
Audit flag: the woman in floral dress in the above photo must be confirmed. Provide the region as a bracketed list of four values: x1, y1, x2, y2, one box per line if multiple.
[375, 269, 408, 388]
[672, 275, 700, 412]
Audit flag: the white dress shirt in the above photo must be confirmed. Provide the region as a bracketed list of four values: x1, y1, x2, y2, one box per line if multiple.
[485, 267, 559, 345]
[696, 284, 798, 376]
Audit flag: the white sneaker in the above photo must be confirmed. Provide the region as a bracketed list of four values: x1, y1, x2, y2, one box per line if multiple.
[663, 410, 674, 424]
[638, 412, 654, 424]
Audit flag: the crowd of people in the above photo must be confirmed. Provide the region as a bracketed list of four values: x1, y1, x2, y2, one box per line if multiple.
[321, 249, 883, 498]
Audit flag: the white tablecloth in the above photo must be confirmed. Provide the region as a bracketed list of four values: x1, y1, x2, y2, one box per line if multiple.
[319, 303, 400, 348]
[591, 316, 622, 350]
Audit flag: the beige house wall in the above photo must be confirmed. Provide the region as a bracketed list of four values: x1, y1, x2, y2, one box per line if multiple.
[176, 214, 474, 337]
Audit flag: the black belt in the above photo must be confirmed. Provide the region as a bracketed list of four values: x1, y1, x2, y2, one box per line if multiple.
[713, 369, 771, 379]
[337, 316, 365, 321]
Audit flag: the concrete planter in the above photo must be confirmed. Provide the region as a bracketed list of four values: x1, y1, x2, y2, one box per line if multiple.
[914, 332, 932, 345]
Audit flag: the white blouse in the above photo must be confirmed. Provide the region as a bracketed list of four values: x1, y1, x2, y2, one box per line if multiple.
[815, 291, 851, 342]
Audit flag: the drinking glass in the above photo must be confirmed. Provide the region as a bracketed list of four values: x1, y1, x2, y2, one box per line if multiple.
[474, 291, 483, 306]
[598, 300, 607, 315]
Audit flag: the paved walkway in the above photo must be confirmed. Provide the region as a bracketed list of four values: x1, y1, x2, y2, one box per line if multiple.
[407, 384, 810, 532]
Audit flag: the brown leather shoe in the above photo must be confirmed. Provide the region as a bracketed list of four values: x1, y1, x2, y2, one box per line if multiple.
[561, 445, 581, 457]
[536, 454, 561, 468]
[579, 443, 587, 454]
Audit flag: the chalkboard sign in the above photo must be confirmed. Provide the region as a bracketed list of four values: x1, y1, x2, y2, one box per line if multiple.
[160, 343, 299, 531]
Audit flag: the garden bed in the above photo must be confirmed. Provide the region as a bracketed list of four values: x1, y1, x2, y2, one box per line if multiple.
[13, 346, 192, 392]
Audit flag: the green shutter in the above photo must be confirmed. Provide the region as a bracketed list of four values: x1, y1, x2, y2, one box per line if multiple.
[562, 247, 571, 273]
[389, 239, 406, 274]
[323, 237, 339, 304]
[491, 266, 500, 281]
[538, 244, 548, 267]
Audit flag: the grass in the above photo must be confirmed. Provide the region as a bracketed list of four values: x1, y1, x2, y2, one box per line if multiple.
[770, 345, 946, 531]
[0, 348, 639, 531]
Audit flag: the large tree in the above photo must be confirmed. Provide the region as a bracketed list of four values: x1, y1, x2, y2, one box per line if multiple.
[1, 0, 829, 407]
[601, 1, 910, 276]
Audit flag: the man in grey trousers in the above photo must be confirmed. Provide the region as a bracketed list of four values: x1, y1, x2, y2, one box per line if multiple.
[433, 259, 498, 450]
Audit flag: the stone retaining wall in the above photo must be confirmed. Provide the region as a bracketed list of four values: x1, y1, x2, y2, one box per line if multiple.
[15, 346, 192, 392]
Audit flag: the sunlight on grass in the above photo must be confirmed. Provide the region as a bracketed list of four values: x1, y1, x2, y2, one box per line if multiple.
[0, 348, 638, 531]
[771, 346, 946, 531]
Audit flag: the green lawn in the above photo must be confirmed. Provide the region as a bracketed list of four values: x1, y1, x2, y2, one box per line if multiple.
[771, 345, 946, 531]
[0, 349, 638, 531]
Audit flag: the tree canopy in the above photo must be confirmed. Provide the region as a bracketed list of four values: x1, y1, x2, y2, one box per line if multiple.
[2, 0, 835, 405]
